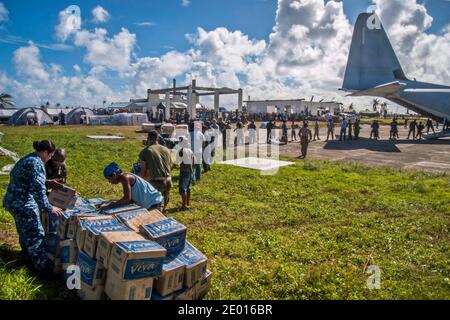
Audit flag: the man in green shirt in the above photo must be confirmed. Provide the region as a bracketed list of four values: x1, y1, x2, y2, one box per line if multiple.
[139, 131, 173, 212]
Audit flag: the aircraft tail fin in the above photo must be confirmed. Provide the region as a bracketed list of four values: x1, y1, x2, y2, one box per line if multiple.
[342, 13, 407, 92]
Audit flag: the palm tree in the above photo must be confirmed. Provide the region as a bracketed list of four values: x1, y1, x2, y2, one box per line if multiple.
[372, 99, 380, 112]
[0, 93, 15, 109]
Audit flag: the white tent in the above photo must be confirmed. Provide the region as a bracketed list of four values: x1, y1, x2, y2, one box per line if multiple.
[8, 107, 54, 126]
[66, 107, 94, 125]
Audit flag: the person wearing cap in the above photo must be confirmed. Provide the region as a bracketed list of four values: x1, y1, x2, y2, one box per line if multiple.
[139, 131, 173, 212]
[45, 148, 67, 191]
[100, 162, 163, 211]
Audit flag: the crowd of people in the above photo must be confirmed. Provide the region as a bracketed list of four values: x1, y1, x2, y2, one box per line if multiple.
[2, 127, 213, 278]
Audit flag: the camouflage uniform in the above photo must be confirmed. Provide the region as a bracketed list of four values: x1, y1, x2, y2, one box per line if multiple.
[3, 153, 53, 270]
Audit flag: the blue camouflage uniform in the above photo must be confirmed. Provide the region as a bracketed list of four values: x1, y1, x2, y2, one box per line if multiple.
[3, 153, 53, 270]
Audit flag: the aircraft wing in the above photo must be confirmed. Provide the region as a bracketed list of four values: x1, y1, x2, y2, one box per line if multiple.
[344, 81, 406, 97]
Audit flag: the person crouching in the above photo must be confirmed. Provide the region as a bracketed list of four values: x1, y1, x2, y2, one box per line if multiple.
[100, 162, 164, 212]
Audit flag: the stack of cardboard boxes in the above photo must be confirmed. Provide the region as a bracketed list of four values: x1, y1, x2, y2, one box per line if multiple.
[42, 188, 212, 300]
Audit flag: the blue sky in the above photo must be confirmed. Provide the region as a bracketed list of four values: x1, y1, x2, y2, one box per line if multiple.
[0, 0, 449, 108]
[1, 0, 447, 75]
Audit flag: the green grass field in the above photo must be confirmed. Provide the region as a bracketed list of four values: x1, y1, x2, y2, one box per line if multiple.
[0, 125, 449, 300]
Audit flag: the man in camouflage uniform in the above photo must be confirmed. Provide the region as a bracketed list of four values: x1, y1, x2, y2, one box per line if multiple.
[3, 147, 62, 273]
[298, 123, 313, 159]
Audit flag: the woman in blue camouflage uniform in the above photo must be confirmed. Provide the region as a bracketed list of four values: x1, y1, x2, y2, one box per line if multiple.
[3, 140, 63, 273]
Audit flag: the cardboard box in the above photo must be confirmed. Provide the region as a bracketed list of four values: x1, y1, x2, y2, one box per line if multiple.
[154, 255, 185, 297]
[105, 269, 154, 300]
[115, 208, 165, 232]
[96, 231, 144, 267]
[196, 270, 213, 300]
[84, 225, 131, 259]
[77, 283, 105, 301]
[174, 242, 208, 288]
[58, 210, 100, 240]
[109, 240, 167, 280]
[42, 211, 59, 235]
[140, 218, 187, 254]
[75, 216, 121, 251]
[60, 239, 78, 267]
[173, 285, 197, 301]
[45, 234, 61, 257]
[65, 206, 100, 240]
[77, 251, 106, 288]
[48, 186, 77, 210]
[102, 204, 141, 215]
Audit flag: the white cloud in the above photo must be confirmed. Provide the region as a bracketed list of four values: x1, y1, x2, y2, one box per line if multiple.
[5, 42, 124, 107]
[187, 27, 266, 74]
[374, 0, 450, 85]
[134, 22, 156, 27]
[13, 43, 50, 82]
[74, 27, 136, 72]
[55, 6, 82, 41]
[0, 2, 9, 24]
[182, 0, 191, 7]
[4, 0, 449, 112]
[92, 6, 110, 24]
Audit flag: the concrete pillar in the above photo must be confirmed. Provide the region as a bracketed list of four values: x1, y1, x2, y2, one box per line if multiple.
[191, 92, 197, 118]
[238, 89, 243, 112]
[164, 92, 171, 121]
[187, 85, 193, 120]
[214, 91, 220, 113]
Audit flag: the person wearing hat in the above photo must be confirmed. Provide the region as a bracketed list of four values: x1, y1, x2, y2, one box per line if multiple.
[45, 148, 67, 191]
[100, 162, 163, 211]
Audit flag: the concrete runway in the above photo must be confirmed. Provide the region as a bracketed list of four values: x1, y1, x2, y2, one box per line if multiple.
[278, 124, 450, 173]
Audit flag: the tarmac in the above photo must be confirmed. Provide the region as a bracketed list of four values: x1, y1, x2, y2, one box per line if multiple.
[277, 124, 450, 173]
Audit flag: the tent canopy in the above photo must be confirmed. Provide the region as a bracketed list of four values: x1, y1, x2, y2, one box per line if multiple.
[8, 107, 54, 126]
[66, 107, 94, 124]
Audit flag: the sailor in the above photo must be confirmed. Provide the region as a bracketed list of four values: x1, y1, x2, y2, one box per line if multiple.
[3, 141, 63, 275]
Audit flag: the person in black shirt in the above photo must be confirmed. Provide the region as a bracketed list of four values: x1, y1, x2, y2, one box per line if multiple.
[45, 149, 67, 191]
